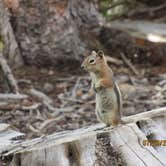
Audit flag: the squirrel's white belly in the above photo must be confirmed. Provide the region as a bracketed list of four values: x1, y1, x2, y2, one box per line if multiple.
[95, 88, 119, 125]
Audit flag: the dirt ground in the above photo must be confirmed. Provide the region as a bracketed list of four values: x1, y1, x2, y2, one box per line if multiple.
[0, 62, 165, 139]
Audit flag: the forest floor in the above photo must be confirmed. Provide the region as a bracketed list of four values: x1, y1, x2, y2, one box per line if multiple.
[0, 62, 165, 139]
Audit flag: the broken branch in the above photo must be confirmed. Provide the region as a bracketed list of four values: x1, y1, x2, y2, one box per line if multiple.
[0, 51, 19, 93]
[120, 52, 139, 76]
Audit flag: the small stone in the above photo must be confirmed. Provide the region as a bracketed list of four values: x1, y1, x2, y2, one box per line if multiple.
[43, 83, 54, 93]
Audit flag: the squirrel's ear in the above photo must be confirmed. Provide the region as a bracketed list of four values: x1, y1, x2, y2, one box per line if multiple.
[91, 50, 97, 56]
[97, 50, 104, 59]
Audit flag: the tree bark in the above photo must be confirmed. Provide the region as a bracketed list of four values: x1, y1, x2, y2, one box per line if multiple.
[0, 0, 23, 68]
[12, 0, 103, 67]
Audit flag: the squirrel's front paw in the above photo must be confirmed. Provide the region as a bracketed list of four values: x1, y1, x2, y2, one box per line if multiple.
[94, 81, 102, 92]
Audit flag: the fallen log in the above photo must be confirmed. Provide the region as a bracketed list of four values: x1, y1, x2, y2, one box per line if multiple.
[1, 107, 166, 166]
[109, 21, 166, 43]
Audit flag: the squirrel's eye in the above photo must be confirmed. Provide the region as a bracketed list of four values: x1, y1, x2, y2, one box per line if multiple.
[89, 59, 95, 64]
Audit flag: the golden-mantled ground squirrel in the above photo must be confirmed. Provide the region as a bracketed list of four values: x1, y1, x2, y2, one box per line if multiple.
[81, 50, 122, 126]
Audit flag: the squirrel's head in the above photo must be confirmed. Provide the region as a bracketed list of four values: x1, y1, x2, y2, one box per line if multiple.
[81, 50, 106, 73]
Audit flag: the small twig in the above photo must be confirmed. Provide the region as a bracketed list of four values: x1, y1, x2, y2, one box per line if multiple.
[35, 109, 45, 121]
[55, 76, 76, 82]
[17, 79, 32, 85]
[43, 101, 57, 112]
[56, 106, 77, 113]
[58, 95, 95, 105]
[29, 88, 63, 116]
[55, 76, 91, 82]
[21, 103, 41, 111]
[72, 77, 81, 98]
[0, 102, 41, 111]
[0, 51, 19, 93]
[135, 99, 166, 105]
[158, 79, 166, 86]
[0, 93, 27, 100]
[28, 124, 40, 133]
[105, 56, 123, 65]
[58, 95, 86, 104]
[39, 118, 62, 131]
[29, 88, 53, 104]
[50, 106, 78, 116]
[120, 52, 139, 76]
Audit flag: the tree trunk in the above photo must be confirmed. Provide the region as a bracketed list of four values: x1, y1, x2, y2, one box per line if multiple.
[0, 0, 23, 68]
[11, 0, 103, 67]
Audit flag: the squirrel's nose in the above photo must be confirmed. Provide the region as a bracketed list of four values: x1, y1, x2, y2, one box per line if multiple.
[81, 64, 85, 69]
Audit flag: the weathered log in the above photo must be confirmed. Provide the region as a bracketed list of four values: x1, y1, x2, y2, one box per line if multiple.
[137, 118, 166, 158]
[109, 21, 166, 43]
[0, 123, 24, 154]
[1, 107, 166, 166]
[122, 107, 166, 123]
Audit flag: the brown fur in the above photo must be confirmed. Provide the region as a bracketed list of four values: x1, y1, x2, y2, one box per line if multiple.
[81, 50, 122, 126]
